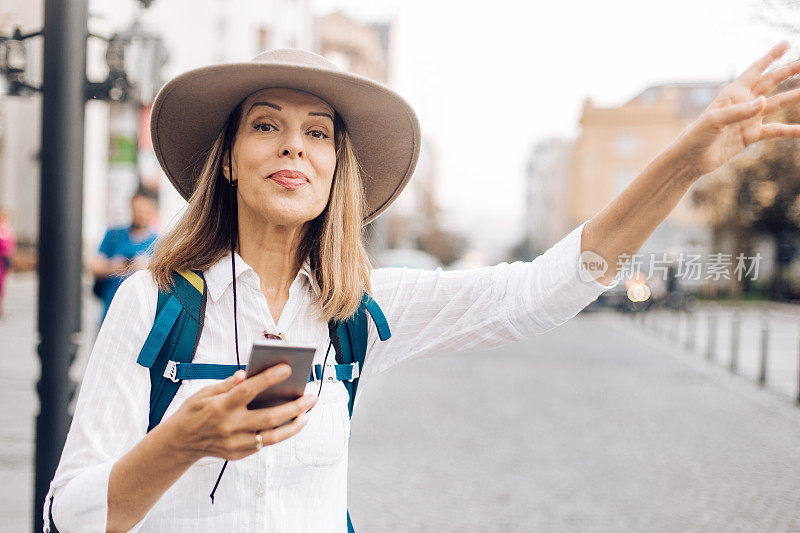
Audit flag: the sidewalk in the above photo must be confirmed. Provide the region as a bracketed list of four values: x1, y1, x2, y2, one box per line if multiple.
[636, 304, 800, 400]
[0, 273, 99, 532]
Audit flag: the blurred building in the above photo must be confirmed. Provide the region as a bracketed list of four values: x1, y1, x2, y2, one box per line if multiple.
[569, 82, 729, 258]
[386, 138, 439, 249]
[86, 0, 316, 255]
[317, 11, 388, 82]
[0, 0, 317, 266]
[0, 2, 448, 270]
[524, 138, 572, 253]
[0, 0, 42, 267]
[318, 11, 447, 264]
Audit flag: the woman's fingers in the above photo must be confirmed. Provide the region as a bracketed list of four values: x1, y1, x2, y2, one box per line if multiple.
[754, 59, 800, 97]
[739, 41, 790, 87]
[223, 364, 292, 408]
[194, 369, 246, 398]
[704, 96, 764, 128]
[764, 87, 800, 115]
[257, 412, 310, 447]
[241, 394, 317, 432]
[212, 411, 312, 460]
[760, 123, 800, 140]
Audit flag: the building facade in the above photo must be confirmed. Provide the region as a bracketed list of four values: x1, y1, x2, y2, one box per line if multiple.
[524, 138, 573, 254]
[569, 83, 729, 260]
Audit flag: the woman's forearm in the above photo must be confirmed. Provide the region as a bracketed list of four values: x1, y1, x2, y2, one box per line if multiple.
[580, 142, 700, 285]
[106, 418, 198, 533]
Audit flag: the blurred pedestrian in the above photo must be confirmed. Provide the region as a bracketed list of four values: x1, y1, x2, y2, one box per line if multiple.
[45, 42, 800, 533]
[0, 208, 16, 317]
[89, 188, 158, 322]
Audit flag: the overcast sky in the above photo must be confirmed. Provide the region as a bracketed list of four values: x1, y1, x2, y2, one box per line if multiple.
[312, 0, 795, 258]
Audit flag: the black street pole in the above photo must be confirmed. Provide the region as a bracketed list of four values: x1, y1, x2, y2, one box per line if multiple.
[34, 0, 87, 531]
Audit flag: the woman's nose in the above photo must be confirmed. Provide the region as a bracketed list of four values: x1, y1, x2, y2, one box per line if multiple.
[278, 132, 304, 159]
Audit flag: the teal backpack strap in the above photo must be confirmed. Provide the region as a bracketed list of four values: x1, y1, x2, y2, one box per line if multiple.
[335, 292, 390, 533]
[136, 269, 207, 432]
[330, 292, 391, 417]
[360, 293, 391, 341]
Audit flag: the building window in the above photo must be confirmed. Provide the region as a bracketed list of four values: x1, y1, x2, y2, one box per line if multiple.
[614, 132, 640, 157]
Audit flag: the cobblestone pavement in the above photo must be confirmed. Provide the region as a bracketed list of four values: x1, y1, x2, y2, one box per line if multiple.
[349, 311, 800, 532]
[3, 274, 800, 532]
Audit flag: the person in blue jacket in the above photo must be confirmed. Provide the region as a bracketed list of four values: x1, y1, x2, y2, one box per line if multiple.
[89, 188, 159, 322]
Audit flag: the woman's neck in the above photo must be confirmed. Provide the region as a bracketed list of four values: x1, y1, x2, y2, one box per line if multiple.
[236, 213, 307, 321]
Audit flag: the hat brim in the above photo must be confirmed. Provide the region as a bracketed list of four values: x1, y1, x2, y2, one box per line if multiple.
[150, 62, 421, 224]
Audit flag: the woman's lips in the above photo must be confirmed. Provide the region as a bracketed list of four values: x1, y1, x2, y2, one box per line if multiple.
[268, 170, 309, 190]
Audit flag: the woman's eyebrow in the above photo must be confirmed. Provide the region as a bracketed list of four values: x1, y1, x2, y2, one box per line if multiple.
[247, 102, 332, 122]
[309, 111, 334, 121]
[248, 101, 281, 114]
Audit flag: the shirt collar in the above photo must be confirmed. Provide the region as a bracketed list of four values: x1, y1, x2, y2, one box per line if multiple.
[204, 252, 320, 303]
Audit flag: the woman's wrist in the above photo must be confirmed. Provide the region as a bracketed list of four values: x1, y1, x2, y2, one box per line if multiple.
[151, 415, 205, 466]
[657, 139, 705, 188]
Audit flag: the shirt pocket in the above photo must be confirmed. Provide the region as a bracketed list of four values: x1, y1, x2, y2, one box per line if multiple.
[292, 382, 350, 466]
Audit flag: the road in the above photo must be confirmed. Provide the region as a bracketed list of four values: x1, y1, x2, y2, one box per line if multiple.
[2, 273, 800, 532]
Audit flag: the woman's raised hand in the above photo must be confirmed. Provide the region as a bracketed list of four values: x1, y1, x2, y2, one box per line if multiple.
[166, 365, 317, 462]
[674, 41, 800, 180]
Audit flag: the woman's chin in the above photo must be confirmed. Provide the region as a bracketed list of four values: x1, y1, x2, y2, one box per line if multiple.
[258, 207, 323, 228]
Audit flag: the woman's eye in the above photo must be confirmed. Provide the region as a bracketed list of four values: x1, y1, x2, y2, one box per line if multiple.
[309, 130, 329, 139]
[253, 122, 275, 132]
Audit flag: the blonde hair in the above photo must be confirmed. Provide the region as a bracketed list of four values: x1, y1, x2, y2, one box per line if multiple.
[149, 103, 372, 322]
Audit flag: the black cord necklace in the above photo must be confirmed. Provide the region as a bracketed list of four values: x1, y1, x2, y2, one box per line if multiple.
[209, 144, 242, 503]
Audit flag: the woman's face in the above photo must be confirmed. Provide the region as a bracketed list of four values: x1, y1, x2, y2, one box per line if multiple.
[229, 87, 337, 229]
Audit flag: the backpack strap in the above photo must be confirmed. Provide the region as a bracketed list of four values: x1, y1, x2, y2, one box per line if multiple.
[332, 292, 392, 418]
[136, 269, 207, 432]
[339, 292, 390, 533]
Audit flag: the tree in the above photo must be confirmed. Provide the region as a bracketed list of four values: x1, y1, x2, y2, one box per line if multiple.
[693, 78, 800, 300]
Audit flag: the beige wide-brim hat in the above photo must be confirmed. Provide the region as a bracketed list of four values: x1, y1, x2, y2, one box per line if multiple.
[150, 49, 421, 224]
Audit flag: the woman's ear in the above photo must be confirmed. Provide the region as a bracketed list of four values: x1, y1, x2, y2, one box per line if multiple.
[221, 151, 234, 182]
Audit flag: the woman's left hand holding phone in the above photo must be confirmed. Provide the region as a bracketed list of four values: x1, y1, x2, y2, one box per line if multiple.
[106, 365, 317, 533]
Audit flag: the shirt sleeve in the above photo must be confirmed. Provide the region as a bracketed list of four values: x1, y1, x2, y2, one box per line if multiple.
[44, 270, 157, 533]
[360, 219, 619, 379]
[97, 229, 116, 259]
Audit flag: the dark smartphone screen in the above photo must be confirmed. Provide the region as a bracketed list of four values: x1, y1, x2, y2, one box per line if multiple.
[245, 341, 316, 410]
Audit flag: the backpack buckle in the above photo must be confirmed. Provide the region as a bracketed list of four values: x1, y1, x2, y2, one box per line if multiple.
[163, 360, 179, 383]
[346, 362, 359, 382]
[323, 363, 338, 382]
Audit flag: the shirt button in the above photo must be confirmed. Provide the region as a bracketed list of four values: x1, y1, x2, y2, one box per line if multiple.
[256, 485, 265, 497]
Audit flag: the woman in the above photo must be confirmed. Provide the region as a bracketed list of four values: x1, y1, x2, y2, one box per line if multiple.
[46, 45, 800, 532]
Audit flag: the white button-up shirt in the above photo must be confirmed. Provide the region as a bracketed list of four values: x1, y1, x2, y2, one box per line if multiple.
[45, 220, 617, 532]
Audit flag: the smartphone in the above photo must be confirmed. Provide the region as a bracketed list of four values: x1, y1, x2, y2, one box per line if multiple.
[245, 340, 316, 410]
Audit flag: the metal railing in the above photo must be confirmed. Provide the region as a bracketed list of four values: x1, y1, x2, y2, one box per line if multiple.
[629, 301, 800, 405]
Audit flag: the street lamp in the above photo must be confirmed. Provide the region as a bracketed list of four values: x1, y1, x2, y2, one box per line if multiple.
[86, 23, 168, 104]
[11, 2, 166, 531]
[0, 28, 43, 97]
[87, 23, 168, 225]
